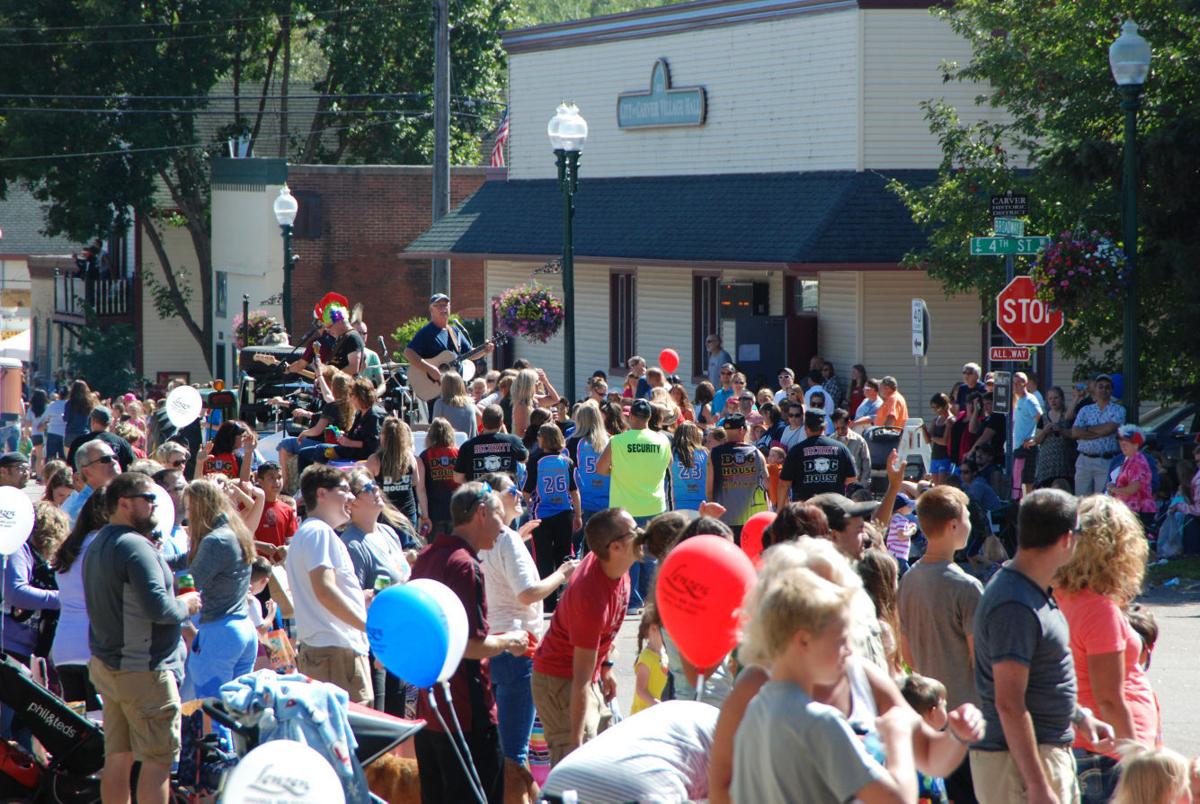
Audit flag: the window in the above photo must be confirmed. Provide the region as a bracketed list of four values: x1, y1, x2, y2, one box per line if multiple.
[215, 271, 228, 318]
[610, 271, 636, 369]
[292, 190, 323, 239]
[693, 275, 719, 376]
[792, 277, 819, 313]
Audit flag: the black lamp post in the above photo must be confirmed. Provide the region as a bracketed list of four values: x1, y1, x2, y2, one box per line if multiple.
[273, 185, 299, 335]
[547, 103, 588, 403]
[1109, 20, 1151, 423]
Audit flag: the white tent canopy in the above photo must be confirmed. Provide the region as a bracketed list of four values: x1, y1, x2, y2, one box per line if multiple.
[0, 329, 30, 361]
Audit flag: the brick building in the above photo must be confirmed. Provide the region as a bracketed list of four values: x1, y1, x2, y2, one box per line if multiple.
[285, 165, 490, 349]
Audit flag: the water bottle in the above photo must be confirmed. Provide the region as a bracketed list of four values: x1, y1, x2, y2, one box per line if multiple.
[374, 575, 393, 593]
[177, 572, 196, 595]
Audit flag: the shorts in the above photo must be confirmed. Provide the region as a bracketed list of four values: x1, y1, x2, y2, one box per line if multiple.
[930, 458, 955, 475]
[970, 745, 1079, 804]
[88, 658, 181, 766]
[30, 434, 43, 446]
[297, 643, 373, 706]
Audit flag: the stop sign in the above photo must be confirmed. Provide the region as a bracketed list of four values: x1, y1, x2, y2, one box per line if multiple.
[996, 276, 1063, 347]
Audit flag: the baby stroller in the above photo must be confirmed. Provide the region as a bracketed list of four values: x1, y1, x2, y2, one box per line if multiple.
[0, 654, 106, 803]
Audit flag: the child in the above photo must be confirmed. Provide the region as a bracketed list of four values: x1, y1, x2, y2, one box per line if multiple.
[766, 446, 786, 505]
[732, 567, 920, 802]
[886, 493, 917, 573]
[246, 557, 277, 643]
[1125, 605, 1163, 746]
[968, 534, 1009, 583]
[900, 674, 950, 804]
[632, 607, 669, 714]
[1112, 744, 1197, 804]
[252, 462, 298, 562]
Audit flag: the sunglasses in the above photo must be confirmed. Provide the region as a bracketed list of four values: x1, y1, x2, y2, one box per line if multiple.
[169, 458, 188, 468]
[122, 492, 157, 503]
[85, 454, 117, 467]
[356, 481, 379, 496]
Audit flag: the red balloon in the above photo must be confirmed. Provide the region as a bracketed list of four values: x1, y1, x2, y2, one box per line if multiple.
[659, 348, 680, 375]
[740, 511, 776, 565]
[655, 535, 757, 674]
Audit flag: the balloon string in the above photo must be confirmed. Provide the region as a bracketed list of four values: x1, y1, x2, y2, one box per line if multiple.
[0, 555, 6, 657]
[426, 688, 486, 804]
[695, 673, 706, 703]
[441, 681, 487, 800]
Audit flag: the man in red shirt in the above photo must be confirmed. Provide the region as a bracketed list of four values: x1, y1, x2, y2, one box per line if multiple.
[409, 482, 529, 803]
[531, 507, 642, 765]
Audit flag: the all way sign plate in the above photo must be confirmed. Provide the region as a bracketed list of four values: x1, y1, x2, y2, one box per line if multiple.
[990, 346, 1031, 362]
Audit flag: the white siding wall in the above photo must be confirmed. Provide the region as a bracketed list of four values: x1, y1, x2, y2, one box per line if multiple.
[862, 10, 1019, 169]
[862, 272, 982, 401]
[817, 271, 862, 373]
[635, 268, 695, 380]
[508, 10, 859, 180]
[140, 223, 211, 383]
[486, 260, 612, 395]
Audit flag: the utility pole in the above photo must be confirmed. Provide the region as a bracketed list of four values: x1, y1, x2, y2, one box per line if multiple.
[279, 4, 291, 159]
[431, 0, 451, 296]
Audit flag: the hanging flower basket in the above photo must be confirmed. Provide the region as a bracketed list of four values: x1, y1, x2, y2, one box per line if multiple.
[232, 310, 282, 350]
[1029, 229, 1128, 312]
[494, 283, 565, 344]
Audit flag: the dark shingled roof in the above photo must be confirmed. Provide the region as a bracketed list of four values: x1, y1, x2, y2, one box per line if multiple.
[0, 188, 78, 257]
[405, 170, 937, 265]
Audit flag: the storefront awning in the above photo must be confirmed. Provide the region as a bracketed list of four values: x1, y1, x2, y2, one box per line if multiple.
[405, 170, 936, 267]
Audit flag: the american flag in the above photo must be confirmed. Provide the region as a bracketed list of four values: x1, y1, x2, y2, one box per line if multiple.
[490, 109, 510, 168]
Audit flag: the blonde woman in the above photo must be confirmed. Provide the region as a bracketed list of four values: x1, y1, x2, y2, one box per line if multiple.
[431, 370, 478, 438]
[1055, 494, 1157, 801]
[184, 479, 258, 697]
[511, 367, 560, 439]
[365, 417, 429, 534]
[1, 502, 67, 662]
[565, 402, 611, 537]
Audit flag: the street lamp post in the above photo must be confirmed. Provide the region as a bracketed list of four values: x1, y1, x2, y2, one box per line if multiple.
[1109, 19, 1151, 424]
[273, 185, 300, 335]
[548, 103, 588, 403]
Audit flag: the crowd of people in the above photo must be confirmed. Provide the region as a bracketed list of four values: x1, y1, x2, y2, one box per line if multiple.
[1, 290, 1198, 804]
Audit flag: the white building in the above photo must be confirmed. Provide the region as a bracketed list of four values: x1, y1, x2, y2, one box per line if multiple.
[409, 0, 1086, 401]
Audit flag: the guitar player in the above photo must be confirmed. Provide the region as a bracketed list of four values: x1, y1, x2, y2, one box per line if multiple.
[403, 293, 493, 387]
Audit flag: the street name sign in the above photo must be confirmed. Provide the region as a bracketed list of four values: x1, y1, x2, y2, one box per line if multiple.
[994, 217, 1025, 237]
[990, 345, 1031, 363]
[970, 236, 1051, 256]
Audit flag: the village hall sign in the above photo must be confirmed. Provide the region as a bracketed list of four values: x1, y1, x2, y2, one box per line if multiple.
[617, 59, 707, 129]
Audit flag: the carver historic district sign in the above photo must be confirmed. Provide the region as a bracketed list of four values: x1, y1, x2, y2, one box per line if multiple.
[617, 59, 707, 129]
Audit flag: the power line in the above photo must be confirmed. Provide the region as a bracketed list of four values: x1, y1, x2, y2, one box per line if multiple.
[0, 1, 397, 35]
[0, 93, 505, 107]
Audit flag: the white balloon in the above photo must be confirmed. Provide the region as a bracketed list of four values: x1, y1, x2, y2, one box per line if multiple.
[0, 486, 35, 556]
[165, 385, 203, 429]
[220, 740, 344, 804]
[148, 483, 176, 543]
[407, 578, 469, 683]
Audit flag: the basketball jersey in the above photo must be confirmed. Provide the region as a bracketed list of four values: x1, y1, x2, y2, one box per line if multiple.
[533, 452, 575, 519]
[669, 449, 709, 511]
[574, 439, 611, 514]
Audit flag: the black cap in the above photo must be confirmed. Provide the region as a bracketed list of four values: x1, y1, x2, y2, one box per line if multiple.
[808, 492, 879, 531]
[629, 399, 652, 418]
[0, 451, 29, 467]
[429, 293, 450, 304]
[723, 413, 747, 430]
[803, 410, 825, 431]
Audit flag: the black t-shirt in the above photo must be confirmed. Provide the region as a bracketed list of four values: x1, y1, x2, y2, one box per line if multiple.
[454, 431, 529, 481]
[330, 330, 365, 370]
[66, 430, 137, 471]
[982, 412, 1007, 453]
[345, 405, 385, 458]
[779, 435, 855, 501]
[319, 400, 350, 431]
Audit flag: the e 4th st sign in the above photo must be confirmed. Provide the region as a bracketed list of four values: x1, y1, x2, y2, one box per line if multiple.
[996, 276, 1064, 347]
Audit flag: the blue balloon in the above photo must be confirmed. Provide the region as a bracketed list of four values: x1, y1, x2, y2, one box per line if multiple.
[366, 584, 449, 688]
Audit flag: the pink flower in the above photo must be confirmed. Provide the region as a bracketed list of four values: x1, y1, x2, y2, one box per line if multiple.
[1060, 281, 1069, 288]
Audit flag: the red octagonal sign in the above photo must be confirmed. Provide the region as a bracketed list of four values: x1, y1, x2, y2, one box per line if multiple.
[996, 276, 1063, 347]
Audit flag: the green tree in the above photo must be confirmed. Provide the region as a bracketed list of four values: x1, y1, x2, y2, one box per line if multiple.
[0, 1, 514, 371]
[518, 0, 686, 26]
[66, 312, 142, 398]
[892, 1, 1200, 400]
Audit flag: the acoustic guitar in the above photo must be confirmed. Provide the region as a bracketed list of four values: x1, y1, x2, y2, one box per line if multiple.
[252, 353, 316, 380]
[408, 333, 508, 402]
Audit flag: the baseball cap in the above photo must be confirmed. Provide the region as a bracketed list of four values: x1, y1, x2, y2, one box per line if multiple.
[0, 451, 29, 467]
[808, 493, 879, 532]
[895, 492, 916, 510]
[803, 410, 825, 431]
[629, 399, 652, 419]
[723, 413, 747, 430]
[91, 406, 113, 426]
[429, 293, 450, 304]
